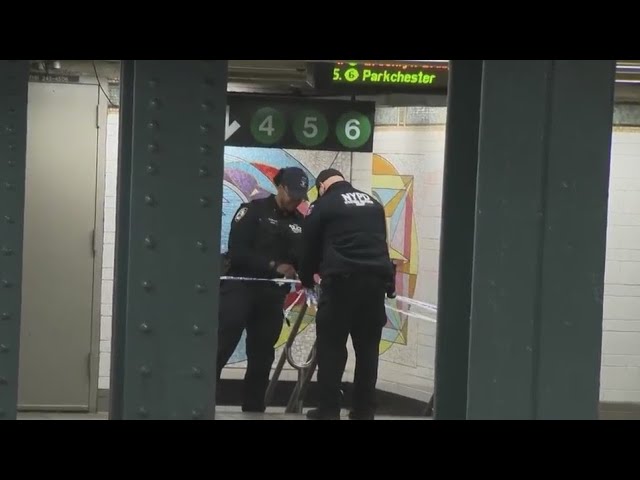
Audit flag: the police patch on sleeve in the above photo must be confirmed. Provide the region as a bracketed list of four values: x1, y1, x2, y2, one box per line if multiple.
[234, 207, 248, 222]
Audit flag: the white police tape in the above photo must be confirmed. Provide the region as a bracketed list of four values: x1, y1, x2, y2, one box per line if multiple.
[220, 275, 301, 285]
[384, 304, 437, 324]
[394, 295, 438, 313]
[219, 275, 439, 323]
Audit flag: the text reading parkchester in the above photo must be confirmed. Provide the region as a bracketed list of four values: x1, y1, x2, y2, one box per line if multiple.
[338, 68, 437, 85]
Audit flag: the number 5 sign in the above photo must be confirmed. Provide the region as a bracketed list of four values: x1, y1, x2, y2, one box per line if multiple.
[224, 94, 375, 152]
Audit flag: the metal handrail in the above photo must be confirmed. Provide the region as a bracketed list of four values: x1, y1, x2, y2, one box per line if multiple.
[264, 301, 318, 412]
[286, 350, 317, 413]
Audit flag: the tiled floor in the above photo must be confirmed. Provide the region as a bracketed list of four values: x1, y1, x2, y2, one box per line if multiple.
[18, 412, 109, 420]
[17, 406, 428, 420]
[214, 406, 428, 420]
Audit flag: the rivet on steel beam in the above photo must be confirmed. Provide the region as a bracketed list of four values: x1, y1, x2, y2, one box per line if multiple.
[144, 236, 156, 250]
[149, 98, 161, 109]
[1, 246, 13, 256]
[4, 182, 14, 191]
[192, 367, 202, 378]
[199, 124, 210, 134]
[201, 101, 213, 112]
[199, 196, 211, 208]
[1, 313, 10, 321]
[147, 120, 159, 130]
[142, 280, 154, 292]
[192, 324, 203, 336]
[1, 280, 13, 289]
[146, 164, 158, 176]
[196, 240, 207, 252]
[198, 166, 210, 177]
[139, 365, 151, 377]
[8, 143, 16, 151]
[191, 409, 203, 420]
[148, 79, 158, 88]
[138, 407, 149, 418]
[4, 215, 14, 224]
[147, 143, 159, 153]
[0, 377, 7, 385]
[7, 159, 16, 167]
[195, 283, 207, 293]
[0, 344, 8, 353]
[6, 125, 15, 134]
[8, 106, 16, 114]
[139, 323, 151, 333]
[199, 145, 211, 155]
[144, 194, 156, 206]
[203, 77, 217, 87]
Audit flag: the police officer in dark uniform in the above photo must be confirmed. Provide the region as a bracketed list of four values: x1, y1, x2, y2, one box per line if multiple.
[217, 167, 309, 412]
[299, 168, 395, 420]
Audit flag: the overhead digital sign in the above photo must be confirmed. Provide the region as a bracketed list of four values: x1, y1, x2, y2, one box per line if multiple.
[310, 61, 449, 94]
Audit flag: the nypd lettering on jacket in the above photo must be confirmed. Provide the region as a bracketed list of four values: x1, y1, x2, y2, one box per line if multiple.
[298, 180, 393, 289]
[342, 192, 374, 207]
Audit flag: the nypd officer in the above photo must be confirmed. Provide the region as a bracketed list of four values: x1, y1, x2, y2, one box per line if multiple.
[217, 167, 309, 412]
[299, 169, 395, 420]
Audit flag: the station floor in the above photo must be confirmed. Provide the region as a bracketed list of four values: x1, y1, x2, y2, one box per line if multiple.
[17, 406, 429, 420]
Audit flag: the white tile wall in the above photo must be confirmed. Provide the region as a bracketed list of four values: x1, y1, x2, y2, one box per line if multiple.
[98, 110, 119, 390]
[602, 129, 640, 403]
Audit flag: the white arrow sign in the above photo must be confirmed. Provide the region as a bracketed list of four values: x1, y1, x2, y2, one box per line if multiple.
[225, 105, 241, 141]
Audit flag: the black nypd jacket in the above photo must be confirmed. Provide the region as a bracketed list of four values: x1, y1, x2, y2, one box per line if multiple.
[226, 195, 304, 279]
[299, 181, 393, 288]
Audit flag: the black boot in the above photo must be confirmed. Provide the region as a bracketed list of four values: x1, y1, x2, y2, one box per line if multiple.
[348, 410, 374, 420]
[306, 408, 340, 420]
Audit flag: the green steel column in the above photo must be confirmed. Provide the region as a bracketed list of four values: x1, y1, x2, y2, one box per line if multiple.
[109, 60, 134, 420]
[434, 60, 482, 420]
[467, 60, 616, 419]
[111, 60, 228, 420]
[0, 60, 29, 420]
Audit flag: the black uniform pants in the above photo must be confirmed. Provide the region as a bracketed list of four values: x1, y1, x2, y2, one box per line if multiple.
[315, 274, 387, 415]
[216, 281, 287, 411]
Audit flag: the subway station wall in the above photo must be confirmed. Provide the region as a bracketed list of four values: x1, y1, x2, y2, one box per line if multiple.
[98, 107, 640, 406]
[602, 128, 640, 403]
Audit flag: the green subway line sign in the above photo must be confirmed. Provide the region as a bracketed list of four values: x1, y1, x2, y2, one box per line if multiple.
[225, 94, 375, 152]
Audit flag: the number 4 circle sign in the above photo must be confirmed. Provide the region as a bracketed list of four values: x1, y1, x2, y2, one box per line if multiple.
[250, 107, 286, 145]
